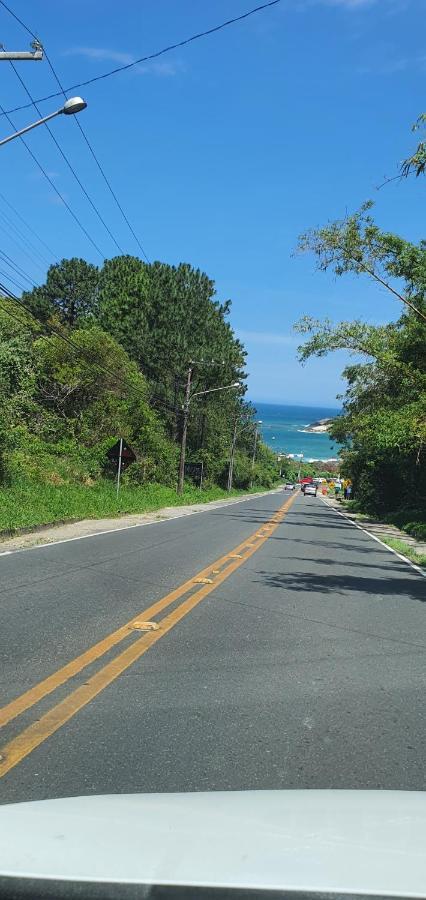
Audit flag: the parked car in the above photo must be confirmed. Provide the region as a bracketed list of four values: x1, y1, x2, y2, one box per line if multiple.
[284, 483, 295, 490]
[303, 483, 317, 497]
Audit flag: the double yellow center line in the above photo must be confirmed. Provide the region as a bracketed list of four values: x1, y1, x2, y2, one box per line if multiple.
[0, 491, 297, 778]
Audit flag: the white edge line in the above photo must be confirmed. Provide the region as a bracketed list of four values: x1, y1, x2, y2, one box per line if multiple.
[321, 498, 426, 578]
[0, 489, 283, 558]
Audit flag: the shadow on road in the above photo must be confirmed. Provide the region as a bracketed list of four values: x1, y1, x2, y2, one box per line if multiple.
[282, 555, 412, 575]
[271, 536, 379, 554]
[254, 569, 426, 603]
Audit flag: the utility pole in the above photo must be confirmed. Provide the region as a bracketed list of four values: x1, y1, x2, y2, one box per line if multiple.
[250, 423, 260, 489]
[116, 438, 123, 499]
[0, 40, 43, 61]
[227, 416, 239, 492]
[177, 363, 193, 494]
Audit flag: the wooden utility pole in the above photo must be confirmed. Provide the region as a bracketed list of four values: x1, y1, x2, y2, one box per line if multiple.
[250, 424, 259, 489]
[227, 417, 239, 492]
[177, 364, 193, 494]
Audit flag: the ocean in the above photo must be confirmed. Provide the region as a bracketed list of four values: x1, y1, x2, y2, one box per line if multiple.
[254, 402, 342, 462]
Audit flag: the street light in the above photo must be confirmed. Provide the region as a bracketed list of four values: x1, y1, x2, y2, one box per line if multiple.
[0, 97, 87, 148]
[177, 377, 241, 494]
[227, 419, 262, 492]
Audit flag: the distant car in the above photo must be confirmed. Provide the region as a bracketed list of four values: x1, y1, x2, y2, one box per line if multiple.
[303, 483, 317, 497]
[284, 483, 295, 490]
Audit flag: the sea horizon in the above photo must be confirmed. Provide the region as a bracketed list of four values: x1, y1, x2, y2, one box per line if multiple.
[251, 401, 343, 462]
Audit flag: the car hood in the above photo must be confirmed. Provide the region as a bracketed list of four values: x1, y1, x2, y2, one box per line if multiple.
[0, 790, 425, 896]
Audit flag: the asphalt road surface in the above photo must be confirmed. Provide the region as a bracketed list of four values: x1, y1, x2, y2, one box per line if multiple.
[1, 489, 425, 803]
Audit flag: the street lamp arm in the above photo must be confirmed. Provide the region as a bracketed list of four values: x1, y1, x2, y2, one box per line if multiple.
[0, 97, 87, 148]
[236, 419, 262, 438]
[190, 382, 240, 401]
[0, 107, 62, 147]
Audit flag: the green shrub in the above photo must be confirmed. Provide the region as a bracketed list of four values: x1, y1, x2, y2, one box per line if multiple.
[403, 522, 426, 541]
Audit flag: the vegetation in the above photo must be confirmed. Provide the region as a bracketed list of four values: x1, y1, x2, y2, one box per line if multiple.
[402, 113, 426, 179]
[295, 194, 426, 533]
[0, 481, 261, 535]
[379, 537, 426, 570]
[1, 258, 280, 532]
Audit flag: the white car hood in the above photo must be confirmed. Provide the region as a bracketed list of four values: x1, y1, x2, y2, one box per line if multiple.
[0, 790, 425, 896]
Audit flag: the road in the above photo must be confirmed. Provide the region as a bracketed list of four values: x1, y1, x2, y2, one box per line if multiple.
[0, 489, 425, 803]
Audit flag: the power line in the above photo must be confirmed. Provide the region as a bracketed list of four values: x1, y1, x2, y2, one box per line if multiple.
[0, 0, 150, 260]
[0, 100, 105, 259]
[0, 248, 37, 286]
[0, 283, 178, 413]
[0, 0, 37, 37]
[0, 206, 51, 273]
[0, 190, 57, 262]
[0, 0, 282, 116]
[43, 51, 150, 262]
[9, 60, 124, 256]
[0, 266, 27, 292]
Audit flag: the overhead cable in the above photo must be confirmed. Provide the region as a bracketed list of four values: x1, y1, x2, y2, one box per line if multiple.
[0, 267, 27, 292]
[0, 0, 150, 260]
[0, 189, 57, 263]
[0, 207, 51, 273]
[44, 51, 150, 262]
[0, 0, 282, 115]
[0, 248, 37, 286]
[0, 100, 105, 259]
[9, 61, 124, 255]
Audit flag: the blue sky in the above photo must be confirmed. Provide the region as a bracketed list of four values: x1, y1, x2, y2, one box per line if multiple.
[1, 0, 424, 405]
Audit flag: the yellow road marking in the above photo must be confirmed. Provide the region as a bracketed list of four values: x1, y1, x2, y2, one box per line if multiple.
[0, 492, 297, 777]
[0, 512, 279, 730]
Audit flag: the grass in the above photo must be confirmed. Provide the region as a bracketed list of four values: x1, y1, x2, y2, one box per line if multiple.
[340, 501, 370, 520]
[379, 536, 426, 570]
[0, 479, 270, 535]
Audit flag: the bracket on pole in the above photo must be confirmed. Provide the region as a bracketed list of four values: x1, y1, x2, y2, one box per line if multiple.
[0, 39, 43, 60]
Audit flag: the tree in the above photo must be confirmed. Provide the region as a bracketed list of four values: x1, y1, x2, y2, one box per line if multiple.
[297, 203, 426, 321]
[97, 257, 247, 446]
[97, 255, 151, 372]
[0, 298, 38, 482]
[33, 325, 177, 484]
[295, 214, 426, 514]
[1, 253, 271, 496]
[402, 114, 426, 178]
[23, 258, 100, 325]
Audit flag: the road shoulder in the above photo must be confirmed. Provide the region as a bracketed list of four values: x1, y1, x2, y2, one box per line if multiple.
[322, 495, 425, 575]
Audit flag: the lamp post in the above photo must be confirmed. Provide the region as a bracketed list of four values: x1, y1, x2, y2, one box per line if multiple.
[177, 368, 240, 494]
[0, 97, 87, 147]
[227, 419, 262, 492]
[297, 453, 304, 482]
